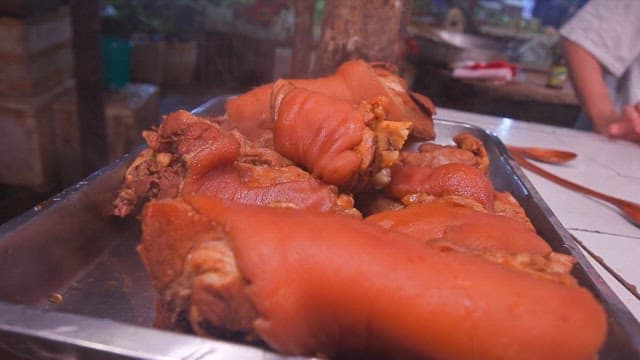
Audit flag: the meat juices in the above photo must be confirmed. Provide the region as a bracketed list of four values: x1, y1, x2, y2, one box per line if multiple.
[139, 196, 607, 360]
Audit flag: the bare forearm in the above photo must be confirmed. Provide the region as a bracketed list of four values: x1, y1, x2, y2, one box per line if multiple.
[560, 37, 617, 133]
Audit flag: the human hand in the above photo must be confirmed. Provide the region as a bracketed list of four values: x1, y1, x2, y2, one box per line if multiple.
[607, 102, 640, 142]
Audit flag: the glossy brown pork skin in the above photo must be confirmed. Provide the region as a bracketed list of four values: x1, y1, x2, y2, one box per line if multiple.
[270, 80, 376, 188]
[386, 161, 496, 211]
[366, 199, 551, 255]
[270, 80, 413, 191]
[223, 60, 435, 142]
[384, 132, 496, 211]
[113, 110, 356, 217]
[415, 132, 491, 174]
[140, 196, 607, 360]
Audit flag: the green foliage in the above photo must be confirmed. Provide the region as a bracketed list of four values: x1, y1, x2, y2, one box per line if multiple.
[101, 0, 204, 40]
[206, 0, 256, 6]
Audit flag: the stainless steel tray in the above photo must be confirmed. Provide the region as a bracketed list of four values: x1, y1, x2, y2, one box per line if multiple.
[0, 97, 638, 359]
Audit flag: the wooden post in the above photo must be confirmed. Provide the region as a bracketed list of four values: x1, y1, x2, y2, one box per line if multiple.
[291, 0, 315, 78]
[314, 0, 413, 76]
[69, 0, 108, 175]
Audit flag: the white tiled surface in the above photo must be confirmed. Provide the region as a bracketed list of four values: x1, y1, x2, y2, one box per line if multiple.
[437, 107, 640, 322]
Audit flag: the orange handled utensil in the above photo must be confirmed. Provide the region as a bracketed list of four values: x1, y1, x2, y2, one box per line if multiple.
[508, 148, 640, 227]
[507, 145, 577, 164]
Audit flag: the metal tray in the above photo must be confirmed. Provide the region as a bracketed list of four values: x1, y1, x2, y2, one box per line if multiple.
[0, 97, 638, 359]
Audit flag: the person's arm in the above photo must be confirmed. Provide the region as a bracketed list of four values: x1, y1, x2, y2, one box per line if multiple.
[609, 102, 640, 141]
[560, 36, 617, 134]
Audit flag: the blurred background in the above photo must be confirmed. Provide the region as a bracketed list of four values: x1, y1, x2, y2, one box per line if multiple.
[0, 0, 587, 222]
